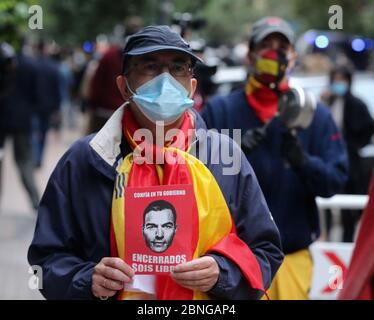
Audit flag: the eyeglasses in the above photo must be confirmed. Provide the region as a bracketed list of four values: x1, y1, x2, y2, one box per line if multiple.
[127, 61, 193, 78]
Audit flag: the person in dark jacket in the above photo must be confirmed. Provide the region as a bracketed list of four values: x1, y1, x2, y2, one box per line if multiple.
[0, 46, 40, 210]
[202, 17, 349, 299]
[28, 25, 283, 300]
[32, 40, 62, 168]
[322, 65, 374, 242]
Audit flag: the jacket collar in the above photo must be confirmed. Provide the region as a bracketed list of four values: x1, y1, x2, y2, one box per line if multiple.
[89, 103, 207, 169]
[89, 103, 127, 168]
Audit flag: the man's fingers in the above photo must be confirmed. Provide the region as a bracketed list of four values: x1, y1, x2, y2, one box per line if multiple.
[171, 256, 219, 293]
[173, 257, 212, 273]
[92, 257, 135, 298]
[96, 274, 124, 291]
[102, 257, 135, 278]
[92, 283, 117, 298]
[173, 277, 213, 287]
[94, 261, 132, 283]
[100, 265, 133, 283]
[172, 278, 213, 292]
[171, 267, 212, 281]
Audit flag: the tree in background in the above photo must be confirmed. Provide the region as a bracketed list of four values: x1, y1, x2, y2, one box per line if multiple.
[293, 0, 374, 37]
[38, 0, 156, 45]
[2, 0, 373, 48]
[0, 0, 39, 49]
[200, 0, 374, 46]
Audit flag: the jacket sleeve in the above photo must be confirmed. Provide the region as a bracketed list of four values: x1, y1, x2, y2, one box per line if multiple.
[208, 142, 284, 299]
[27, 153, 96, 300]
[297, 109, 349, 198]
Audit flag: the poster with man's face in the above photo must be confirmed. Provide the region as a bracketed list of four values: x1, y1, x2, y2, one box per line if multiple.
[125, 185, 194, 275]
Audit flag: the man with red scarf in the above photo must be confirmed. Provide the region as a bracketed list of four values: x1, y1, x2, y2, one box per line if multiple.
[28, 25, 283, 300]
[202, 17, 349, 299]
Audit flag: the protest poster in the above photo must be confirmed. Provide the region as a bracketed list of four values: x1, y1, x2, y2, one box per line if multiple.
[125, 184, 194, 274]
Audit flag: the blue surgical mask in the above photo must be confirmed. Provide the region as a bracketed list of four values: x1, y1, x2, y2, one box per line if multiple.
[331, 81, 348, 97]
[127, 72, 194, 125]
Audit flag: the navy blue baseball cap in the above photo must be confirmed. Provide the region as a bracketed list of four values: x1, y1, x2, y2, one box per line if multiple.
[123, 25, 203, 64]
[249, 17, 295, 49]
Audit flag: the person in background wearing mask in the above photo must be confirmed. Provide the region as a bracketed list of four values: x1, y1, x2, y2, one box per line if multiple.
[33, 39, 62, 168]
[0, 41, 40, 211]
[321, 65, 374, 242]
[202, 17, 349, 299]
[28, 26, 283, 300]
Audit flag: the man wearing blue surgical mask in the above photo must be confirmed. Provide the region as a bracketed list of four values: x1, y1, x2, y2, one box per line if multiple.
[322, 65, 374, 242]
[28, 25, 283, 300]
[116, 50, 197, 132]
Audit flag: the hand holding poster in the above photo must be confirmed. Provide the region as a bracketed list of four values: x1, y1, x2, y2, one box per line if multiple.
[125, 184, 193, 275]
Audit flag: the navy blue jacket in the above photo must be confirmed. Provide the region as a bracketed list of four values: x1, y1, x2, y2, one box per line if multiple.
[34, 56, 61, 117]
[202, 89, 349, 254]
[28, 107, 283, 300]
[0, 53, 38, 133]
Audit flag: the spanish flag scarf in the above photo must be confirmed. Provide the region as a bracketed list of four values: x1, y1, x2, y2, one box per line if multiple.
[110, 108, 265, 299]
[245, 75, 289, 124]
[245, 49, 289, 123]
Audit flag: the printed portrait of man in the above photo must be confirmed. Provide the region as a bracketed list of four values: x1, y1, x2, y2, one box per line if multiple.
[142, 200, 177, 253]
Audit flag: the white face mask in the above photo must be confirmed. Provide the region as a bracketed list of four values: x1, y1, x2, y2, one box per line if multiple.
[127, 73, 194, 125]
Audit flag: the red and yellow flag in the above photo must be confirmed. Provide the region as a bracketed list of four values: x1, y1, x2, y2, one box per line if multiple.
[110, 109, 265, 299]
